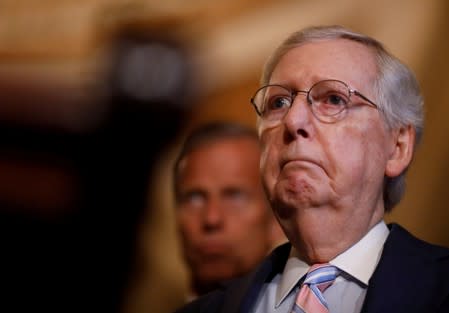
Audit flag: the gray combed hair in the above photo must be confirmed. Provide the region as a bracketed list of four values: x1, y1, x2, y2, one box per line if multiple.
[261, 25, 424, 211]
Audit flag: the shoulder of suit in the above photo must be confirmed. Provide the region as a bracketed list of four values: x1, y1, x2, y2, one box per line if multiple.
[387, 223, 449, 257]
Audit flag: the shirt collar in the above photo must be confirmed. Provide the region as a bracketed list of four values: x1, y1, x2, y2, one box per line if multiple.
[275, 220, 389, 306]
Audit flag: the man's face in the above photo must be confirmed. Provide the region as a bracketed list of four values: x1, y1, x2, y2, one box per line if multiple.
[259, 39, 397, 260]
[176, 137, 276, 286]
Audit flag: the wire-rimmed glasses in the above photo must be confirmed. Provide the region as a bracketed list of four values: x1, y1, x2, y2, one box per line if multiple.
[250, 79, 379, 124]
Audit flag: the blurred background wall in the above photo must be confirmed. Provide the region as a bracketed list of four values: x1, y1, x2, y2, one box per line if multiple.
[0, 1, 448, 312]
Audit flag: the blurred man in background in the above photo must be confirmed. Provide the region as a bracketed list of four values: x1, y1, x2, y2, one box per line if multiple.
[173, 122, 285, 299]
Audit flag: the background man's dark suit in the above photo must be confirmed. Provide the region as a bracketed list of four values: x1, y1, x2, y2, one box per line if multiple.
[175, 224, 449, 313]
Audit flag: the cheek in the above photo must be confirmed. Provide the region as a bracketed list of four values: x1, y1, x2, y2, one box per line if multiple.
[326, 122, 388, 182]
[230, 213, 271, 252]
[177, 214, 199, 240]
[260, 131, 281, 188]
[260, 148, 279, 197]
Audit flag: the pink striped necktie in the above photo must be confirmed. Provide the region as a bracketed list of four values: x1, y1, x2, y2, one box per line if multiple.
[291, 263, 339, 313]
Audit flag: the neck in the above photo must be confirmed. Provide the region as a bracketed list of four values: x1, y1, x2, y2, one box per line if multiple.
[287, 210, 384, 264]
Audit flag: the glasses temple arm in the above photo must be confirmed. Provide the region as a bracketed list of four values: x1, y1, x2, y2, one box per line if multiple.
[353, 90, 378, 109]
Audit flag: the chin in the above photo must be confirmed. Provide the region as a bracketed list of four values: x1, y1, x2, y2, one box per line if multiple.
[272, 184, 317, 218]
[199, 266, 236, 282]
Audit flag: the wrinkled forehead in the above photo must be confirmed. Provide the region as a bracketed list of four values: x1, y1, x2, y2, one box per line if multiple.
[269, 39, 378, 89]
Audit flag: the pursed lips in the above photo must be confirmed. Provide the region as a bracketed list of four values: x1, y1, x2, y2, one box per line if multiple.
[279, 157, 327, 177]
[280, 157, 319, 169]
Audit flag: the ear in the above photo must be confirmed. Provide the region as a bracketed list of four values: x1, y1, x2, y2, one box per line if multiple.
[385, 125, 415, 177]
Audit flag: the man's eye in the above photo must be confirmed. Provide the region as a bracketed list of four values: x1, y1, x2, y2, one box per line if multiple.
[267, 96, 291, 111]
[223, 188, 249, 209]
[225, 189, 245, 199]
[326, 94, 347, 106]
[180, 191, 205, 208]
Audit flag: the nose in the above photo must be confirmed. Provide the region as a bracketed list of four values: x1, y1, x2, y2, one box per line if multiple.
[283, 93, 313, 139]
[202, 199, 224, 231]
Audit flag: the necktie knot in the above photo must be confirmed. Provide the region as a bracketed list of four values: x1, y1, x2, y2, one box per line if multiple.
[291, 263, 339, 313]
[303, 264, 339, 292]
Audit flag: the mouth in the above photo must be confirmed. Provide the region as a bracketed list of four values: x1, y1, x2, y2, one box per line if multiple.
[279, 157, 328, 179]
[196, 242, 228, 256]
[281, 158, 319, 170]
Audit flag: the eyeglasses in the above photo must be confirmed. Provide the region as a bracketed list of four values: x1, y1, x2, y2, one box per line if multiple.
[250, 79, 379, 124]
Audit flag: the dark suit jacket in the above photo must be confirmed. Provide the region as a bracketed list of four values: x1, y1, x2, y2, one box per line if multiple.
[174, 223, 449, 313]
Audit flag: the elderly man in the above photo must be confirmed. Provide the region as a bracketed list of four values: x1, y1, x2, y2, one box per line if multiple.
[174, 122, 285, 300]
[175, 25, 449, 313]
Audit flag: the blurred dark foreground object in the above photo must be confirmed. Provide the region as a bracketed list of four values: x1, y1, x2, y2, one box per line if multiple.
[0, 33, 193, 313]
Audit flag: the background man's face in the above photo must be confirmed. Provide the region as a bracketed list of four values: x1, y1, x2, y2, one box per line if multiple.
[176, 138, 276, 285]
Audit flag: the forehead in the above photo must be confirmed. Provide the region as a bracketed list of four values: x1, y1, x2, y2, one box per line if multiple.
[179, 138, 261, 174]
[270, 39, 378, 89]
[194, 137, 259, 158]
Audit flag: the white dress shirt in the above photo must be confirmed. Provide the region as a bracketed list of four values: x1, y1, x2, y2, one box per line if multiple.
[251, 221, 390, 313]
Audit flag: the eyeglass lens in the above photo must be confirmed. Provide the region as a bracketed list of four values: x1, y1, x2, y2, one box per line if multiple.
[253, 80, 351, 122]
